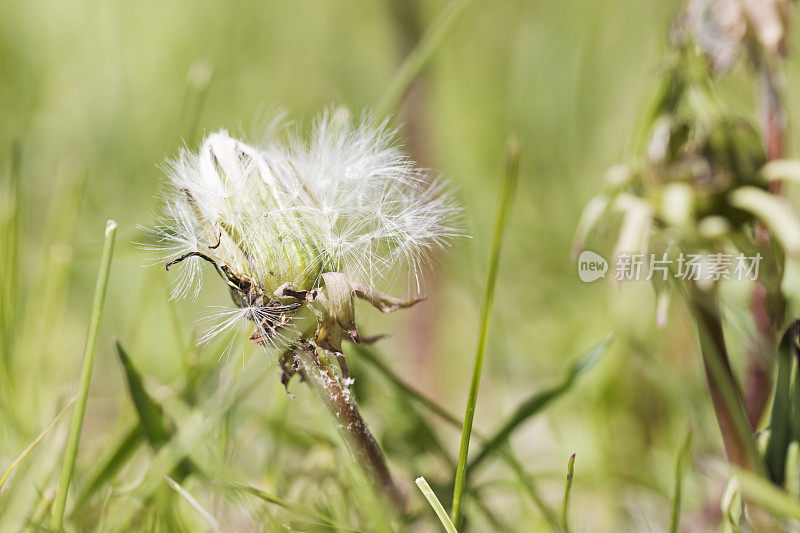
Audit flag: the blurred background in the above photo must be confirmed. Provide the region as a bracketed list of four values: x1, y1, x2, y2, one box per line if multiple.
[5, 0, 800, 530]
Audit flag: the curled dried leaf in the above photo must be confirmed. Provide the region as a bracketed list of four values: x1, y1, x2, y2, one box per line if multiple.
[353, 283, 424, 313]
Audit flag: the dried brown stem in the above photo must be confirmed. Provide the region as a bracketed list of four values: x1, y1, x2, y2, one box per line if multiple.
[293, 343, 405, 508]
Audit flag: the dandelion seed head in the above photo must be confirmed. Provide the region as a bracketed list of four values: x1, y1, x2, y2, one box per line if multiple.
[150, 110, 461, 300]
[147, 108, 462, 348]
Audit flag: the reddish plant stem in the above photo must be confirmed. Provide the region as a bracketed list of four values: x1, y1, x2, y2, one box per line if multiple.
[693, 296, 755, 469]
[744, 67, 787, 429]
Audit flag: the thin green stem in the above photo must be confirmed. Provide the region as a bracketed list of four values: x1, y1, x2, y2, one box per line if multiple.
[356, 344, 562, 529]
[1, 140, 22, 376]
[376, 0, 476, 116]
[51, 220, 117, 530]
[561, 454, 575, 532]
[451, 137, 520, 526]
[0, 397, 75, 492]
[416, 477, 458, 533]
[96, 488, 113, 533]
[669, 427, 693, 533]
[165, 476, 221, 532]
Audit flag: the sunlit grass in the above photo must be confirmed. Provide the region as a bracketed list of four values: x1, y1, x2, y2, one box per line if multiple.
[7, 0, 793, 531]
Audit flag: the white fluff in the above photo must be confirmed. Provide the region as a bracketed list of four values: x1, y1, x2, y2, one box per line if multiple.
[148, 110, 462, 306]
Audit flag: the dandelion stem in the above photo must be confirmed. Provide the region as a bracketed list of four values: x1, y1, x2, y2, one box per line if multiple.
[450, 137, 520, 526]
[294, 344, 404, 507]
[376, 0, 476, 116]
[51, 220, 117, 530]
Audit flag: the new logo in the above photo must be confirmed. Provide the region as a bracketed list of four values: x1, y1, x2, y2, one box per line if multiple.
[578, 250, 608, 282]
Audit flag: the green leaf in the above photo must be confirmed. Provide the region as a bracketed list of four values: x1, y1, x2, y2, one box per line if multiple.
[115, 341, 198, 482]
[765, 323, 799, 485]
[355, 336, 607, 529]
[72, 342, 226, 514]
[114, 341, 169, 447]
[467, 334, 613, 472]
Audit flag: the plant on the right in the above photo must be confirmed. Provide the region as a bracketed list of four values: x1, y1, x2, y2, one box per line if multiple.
[575, 0, 800, 528]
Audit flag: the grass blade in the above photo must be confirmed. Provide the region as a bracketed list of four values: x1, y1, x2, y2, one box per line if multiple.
[467, 335, 612, 472]
[785, 442, 800, 497]
[766, 323, 800, 484]
[106, 358, 268, 530]
[670, 427, 694, 533]
[725, 464, 800, 522]
[0, 397, 75, 493]
[113, 340, 197, 483]
[354, 348, 515, 529]
[451, 137, 520, 526]
[114, 340, 169, 446]
[95, 488, 113, 533]
[376, 0, 475, 115]
[416, 477, 458, 533]
[356, 342, 578, 528]
[51, 220, 117, 530]
[215, 479, 357, 530]
[72, 427, 140, 511]
[721, 477, 743, 532]
[0, 139, 21, 374]
[74, 342, 224, 510]
[561, 453, 575, 532]
[165, 476, 221, 532]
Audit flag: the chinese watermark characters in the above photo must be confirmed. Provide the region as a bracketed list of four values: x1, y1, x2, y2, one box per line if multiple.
[612, 252, 761, 282]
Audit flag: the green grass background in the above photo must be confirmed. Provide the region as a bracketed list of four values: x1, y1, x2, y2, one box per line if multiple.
[4, 0, 800, 530]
